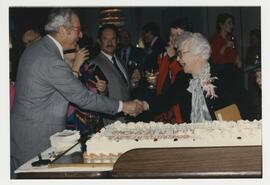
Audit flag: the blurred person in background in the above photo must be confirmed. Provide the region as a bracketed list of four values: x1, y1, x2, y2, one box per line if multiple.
[21, 27, 42, 47]
[116, 28, 146, 100]
[244, 29, 261, 120]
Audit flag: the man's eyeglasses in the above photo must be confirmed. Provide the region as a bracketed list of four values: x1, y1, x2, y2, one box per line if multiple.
[71, 26, 82, 35]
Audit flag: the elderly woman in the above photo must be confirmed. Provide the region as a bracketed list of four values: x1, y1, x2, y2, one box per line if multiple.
[142, 31, 248, 123]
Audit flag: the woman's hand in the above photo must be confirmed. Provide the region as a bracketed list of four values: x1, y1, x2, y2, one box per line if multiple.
[88, 76, 107, 94]
[220, 39, 235, 55]
[94, 76, 107, 93]
[166, 46, 176, 58]
[225, 39, 235, 48]
[235, 55, 242, 68]
[72, 48, 89, 72]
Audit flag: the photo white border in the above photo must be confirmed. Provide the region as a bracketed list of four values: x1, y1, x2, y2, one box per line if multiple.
[1, 0, 269, 185]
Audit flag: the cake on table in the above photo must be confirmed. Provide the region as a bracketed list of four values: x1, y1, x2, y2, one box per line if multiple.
[83, 120, 261, 163]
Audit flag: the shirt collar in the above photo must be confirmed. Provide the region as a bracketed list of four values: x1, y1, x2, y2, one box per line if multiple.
[101, 50, 116, 63]
[151, 36, 158, 47]
[47, 34, 64, 59]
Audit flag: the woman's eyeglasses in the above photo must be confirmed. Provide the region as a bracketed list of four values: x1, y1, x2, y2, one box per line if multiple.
[177, 50, 189, 59]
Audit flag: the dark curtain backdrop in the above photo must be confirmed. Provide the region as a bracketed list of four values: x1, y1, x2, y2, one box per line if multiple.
[9, 7, 260, 86]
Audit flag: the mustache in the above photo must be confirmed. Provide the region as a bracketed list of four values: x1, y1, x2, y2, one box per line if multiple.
[106, 45, 114, 48]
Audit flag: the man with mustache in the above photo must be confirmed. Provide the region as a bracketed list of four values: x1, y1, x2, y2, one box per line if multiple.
[89, 24, 134, 125]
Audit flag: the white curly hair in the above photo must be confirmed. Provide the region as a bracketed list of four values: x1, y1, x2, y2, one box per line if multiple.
[174, 31, 211, 61]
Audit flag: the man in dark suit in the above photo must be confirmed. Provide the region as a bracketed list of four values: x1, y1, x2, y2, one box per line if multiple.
[116, 28, 145, 74]
[116, 28, 145, 99]
[142, 22, 165, 72]
[10, 9, 144, 176]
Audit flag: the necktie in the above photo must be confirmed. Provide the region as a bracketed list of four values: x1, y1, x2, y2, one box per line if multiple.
[112, 56, 127, 84]
[122, 49, 127, 64]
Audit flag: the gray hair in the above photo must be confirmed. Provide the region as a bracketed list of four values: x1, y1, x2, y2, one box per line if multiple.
[174, 31, 211, 60]
[44, 8, 75, 33]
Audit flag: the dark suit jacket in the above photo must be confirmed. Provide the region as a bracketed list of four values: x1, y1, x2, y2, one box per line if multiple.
[143, 37, 165, 71]
[116, 45, 145, 76]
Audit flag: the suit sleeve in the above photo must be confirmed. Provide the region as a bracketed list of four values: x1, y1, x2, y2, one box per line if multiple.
[147, 72, 191, 117]
[45, 57, 119, 115]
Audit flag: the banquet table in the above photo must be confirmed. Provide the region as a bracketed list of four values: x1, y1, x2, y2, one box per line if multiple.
[15, 145, 262, 179]
[15, 145, 113, 179]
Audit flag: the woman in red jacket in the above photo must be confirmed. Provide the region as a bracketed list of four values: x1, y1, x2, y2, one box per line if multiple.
[154, 18, 192, 124]
[210, 13, 241, 67]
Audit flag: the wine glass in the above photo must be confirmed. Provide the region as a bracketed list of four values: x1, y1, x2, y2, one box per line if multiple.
[228, 34, 236, 48]
[129, 60, 140, 88]
[146, 68, 158, 89]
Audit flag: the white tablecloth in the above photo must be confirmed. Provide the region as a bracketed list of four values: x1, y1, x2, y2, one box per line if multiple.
[15, 144, 113, 174]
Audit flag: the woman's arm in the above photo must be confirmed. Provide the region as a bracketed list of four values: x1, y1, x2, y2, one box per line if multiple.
[147, 72, 191, 116]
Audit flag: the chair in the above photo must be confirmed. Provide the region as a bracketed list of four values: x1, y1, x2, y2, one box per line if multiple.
[214, 104, 241, 121]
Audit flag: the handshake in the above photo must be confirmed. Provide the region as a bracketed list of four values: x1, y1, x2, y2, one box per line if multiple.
[122, 100, 149, 117]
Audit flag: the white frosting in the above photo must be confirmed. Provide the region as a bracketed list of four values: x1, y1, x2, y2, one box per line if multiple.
[50, 130, 80, 154]
[85, 120, 261, 156]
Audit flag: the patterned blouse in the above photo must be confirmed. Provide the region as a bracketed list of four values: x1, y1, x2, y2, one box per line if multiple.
[66, 62, 107, 137]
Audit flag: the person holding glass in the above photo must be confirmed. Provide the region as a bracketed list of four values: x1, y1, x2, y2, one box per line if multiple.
[210, 13, 241, 68]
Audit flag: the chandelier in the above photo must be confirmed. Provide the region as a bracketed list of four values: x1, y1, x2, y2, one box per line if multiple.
[99, 8, 125, 27]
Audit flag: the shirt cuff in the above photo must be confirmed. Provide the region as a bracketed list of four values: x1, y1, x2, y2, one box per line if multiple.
[118, 101, 123, 112]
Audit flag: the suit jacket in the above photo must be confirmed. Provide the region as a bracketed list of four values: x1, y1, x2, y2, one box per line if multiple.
[11, 36, 119, 169]
[89, 52, 131, 122]
[143, 37, 165, 71]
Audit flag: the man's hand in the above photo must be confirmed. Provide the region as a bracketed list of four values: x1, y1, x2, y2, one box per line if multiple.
[122, 99, 144, 117]
[131, 69, 141, 84]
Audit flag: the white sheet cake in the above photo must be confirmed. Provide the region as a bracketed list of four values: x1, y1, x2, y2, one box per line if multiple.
[84, 120, 261, 163]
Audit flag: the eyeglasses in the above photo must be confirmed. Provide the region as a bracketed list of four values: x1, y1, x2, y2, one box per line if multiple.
[63, 48, 77, 54]
[71, 26, 82, 35]
[177, 50, 189, 60]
